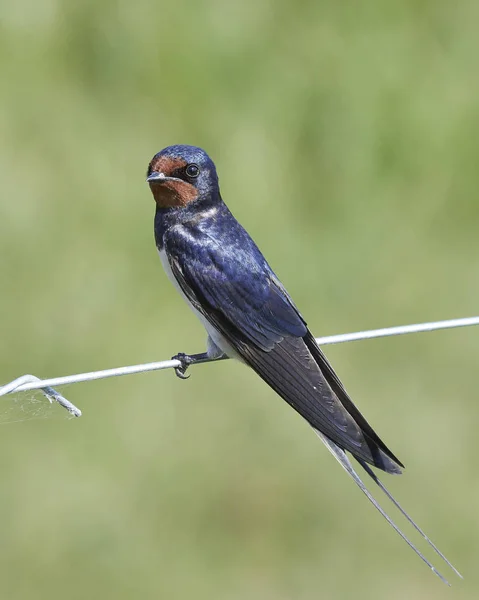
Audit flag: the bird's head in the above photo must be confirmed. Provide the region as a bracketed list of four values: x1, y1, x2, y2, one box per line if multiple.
[146, 145, 219, 209]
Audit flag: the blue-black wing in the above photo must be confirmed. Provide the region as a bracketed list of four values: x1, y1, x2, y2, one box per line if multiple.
[164, 219, 402, 473]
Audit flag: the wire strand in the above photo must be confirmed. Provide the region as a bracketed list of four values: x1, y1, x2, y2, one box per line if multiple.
[1, 315, 478, 416]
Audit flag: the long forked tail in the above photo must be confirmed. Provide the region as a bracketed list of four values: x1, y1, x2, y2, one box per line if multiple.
[313, 429, 462, 585]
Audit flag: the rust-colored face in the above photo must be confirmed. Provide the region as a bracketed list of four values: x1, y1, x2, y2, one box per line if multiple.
[147, 156, 199, 208]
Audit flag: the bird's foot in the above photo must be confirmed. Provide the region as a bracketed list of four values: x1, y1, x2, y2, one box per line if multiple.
[171, 352, 209, 379]
[172, 353, 194, 379]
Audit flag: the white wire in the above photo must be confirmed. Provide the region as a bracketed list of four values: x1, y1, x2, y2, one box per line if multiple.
[317, 315, 479, 344]
[1, 315, 478, 417]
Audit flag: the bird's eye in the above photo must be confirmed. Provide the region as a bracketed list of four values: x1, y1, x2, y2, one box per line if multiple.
[185, 164, 200, 178]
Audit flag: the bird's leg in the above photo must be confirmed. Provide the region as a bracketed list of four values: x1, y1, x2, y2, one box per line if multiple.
[172, 337, 227, 379]
[171, 352, 209, 379]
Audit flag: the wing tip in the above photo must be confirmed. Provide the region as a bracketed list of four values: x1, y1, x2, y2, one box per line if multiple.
[371, 446, 404, 475]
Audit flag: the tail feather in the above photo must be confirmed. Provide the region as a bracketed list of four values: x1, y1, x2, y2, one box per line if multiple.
[357, 458, 463, 579]
[313, 429, 461, 585]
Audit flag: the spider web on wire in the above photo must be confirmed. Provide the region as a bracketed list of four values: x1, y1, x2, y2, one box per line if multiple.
[0, 374, 81, 424]
[0, 388, 78, 425]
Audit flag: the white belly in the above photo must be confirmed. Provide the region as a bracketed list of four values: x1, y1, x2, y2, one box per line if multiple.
[158, 248, 240, 360]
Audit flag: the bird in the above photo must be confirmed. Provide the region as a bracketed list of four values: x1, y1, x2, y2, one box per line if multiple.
[146, 144, 461, 584]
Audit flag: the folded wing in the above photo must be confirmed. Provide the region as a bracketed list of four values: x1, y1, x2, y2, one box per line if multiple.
[166, 223, 401, 472]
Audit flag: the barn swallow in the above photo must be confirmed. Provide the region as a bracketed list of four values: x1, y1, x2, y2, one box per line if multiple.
[146, 144, 461, 584]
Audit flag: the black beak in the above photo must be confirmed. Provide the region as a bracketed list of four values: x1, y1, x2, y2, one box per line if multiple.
[146, 172, 167, 183]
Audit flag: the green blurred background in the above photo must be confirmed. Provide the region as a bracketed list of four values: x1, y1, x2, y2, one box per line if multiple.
[1, 0, 478, 598]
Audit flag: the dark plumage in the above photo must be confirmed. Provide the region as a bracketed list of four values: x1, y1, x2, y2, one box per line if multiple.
[146, 144, 460, 584]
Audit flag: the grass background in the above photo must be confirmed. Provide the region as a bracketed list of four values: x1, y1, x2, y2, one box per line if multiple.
[1, 0, 478, 598]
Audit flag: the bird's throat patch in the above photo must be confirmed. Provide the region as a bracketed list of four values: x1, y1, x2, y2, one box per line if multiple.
[150, 179, 198, 208]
